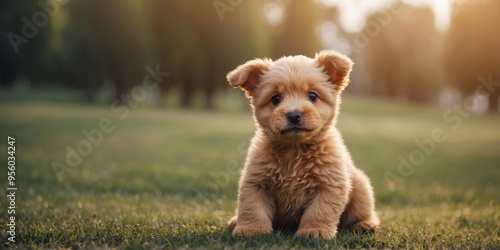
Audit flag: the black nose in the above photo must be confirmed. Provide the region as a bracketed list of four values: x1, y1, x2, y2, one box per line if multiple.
[286, 111, 302, 124]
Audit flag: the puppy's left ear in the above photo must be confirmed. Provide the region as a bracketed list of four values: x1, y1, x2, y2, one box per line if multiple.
[315, 50, 353, 91]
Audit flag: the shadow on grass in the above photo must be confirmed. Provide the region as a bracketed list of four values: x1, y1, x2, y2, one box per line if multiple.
[155, 227, 379, 249]
[10, 225, 380, 249]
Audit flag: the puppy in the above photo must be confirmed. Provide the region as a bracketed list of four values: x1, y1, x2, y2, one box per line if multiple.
[226, 50, 379, 239]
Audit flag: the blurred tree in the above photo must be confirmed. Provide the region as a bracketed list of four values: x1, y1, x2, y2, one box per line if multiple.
[0, 9, 16, 85]
[147, 0, 270, 109]
[3, 0, 271, 109]
[363, 12, 400, 98]
[55, 1, 104, 102]
[398, 6, 442, 103]
[206, 0, 270, 108]
[443, 0, 500, 113]
[363, 4, 442, 103]
[0, 0, 55, 86]
[0, 3, 17, 85]
[59, 0, 146, 103]
[272, 0, 322, 58]
[147, 1, 191, 107]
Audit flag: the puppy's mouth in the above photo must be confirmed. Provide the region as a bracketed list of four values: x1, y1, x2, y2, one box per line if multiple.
[281, 126, 312, 135]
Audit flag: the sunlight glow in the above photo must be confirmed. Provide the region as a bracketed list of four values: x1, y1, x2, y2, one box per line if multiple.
[322, 0, 454, 32]
[264, 2, 285, 26]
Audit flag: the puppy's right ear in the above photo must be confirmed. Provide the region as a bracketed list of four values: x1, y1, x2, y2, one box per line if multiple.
[226, 58, 272, 94]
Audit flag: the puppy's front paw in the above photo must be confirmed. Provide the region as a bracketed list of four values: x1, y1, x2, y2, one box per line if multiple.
[232, 225, 272, 237]
[353, 218, 379, 233]
[296, 228, 336, 240]
[227, 216, 237, 227]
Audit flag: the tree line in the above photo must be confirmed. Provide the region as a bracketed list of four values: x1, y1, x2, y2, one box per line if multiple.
[1, 0, 499, 112]
[360, 0, 500, 112]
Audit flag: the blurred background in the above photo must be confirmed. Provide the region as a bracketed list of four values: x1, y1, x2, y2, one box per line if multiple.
[1, 0, 499, 112]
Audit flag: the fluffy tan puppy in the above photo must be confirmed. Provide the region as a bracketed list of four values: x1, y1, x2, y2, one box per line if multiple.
[226, 50, 379, 239]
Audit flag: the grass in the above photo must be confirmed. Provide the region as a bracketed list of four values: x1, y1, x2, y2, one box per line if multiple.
[0, 94, 499, 249]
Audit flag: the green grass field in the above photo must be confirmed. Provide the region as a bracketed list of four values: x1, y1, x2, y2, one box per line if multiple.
[0, 94, 499, 249]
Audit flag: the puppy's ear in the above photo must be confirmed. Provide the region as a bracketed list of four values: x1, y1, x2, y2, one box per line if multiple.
[315, 50, 353, 91]
[227, 58, 272, 94]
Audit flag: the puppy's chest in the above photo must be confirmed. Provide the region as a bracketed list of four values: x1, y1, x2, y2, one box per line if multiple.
[269, 160, 318, 191]
[265, 158, 322, 204]
[260, 158, 322, 224]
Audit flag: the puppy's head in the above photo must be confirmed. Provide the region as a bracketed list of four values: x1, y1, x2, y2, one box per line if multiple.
[227, 50, 353, 144]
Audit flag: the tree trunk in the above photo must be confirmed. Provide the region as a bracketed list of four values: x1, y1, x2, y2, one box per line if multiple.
[204, 66, 216, 110]
[110, 60, 127, 103]
[181, 79, 194, 108]
[205, 88, 215, 110]
[157, 44, 171, 108]
[488, 90, 499, 113]
[407, 85, 427, 104]
[386, 79, 397, 99]
[83, 86, 94, 103]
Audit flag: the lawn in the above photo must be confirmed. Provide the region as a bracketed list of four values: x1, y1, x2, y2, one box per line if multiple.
[0, 94, 499, 249]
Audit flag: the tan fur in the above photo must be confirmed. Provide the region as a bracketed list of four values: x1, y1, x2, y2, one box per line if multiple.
[226, 50, 379, 239]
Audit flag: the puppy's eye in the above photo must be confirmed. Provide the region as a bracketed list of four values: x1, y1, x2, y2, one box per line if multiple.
[271, 94, 281, 105]
[308, 92, 318, 102]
